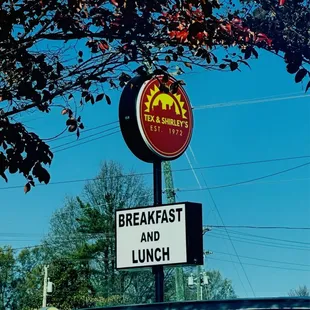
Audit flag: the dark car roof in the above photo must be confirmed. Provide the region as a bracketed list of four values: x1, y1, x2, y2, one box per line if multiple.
[79, 297, 310, 310]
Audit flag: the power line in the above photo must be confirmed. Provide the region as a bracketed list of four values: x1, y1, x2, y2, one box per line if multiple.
[206, 232, 310, 252]
[189, 155, 310, 170]
[178, 161, 310, 192]
[0, 155, 310, 191]
[215, 228, 310, 246]
[51, 126, 119, 150]
[206, 257, 310, 273]
[208, 231, 310, 250]
[186, 146, 254, 297]
[207, 225, 310, 230]
[48, 120, 119, 143]
[212, 250, 310, 268]
[193, 93, 310, 110]
[186, 147, 249, 296]
[53, 130, 120, 153]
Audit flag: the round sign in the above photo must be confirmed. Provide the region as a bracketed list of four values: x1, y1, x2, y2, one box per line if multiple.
[119, 75, 193, 162]
[136, 76, 192, 159]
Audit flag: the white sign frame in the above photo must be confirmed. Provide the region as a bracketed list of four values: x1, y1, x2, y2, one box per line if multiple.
[115, 202, 202, 269]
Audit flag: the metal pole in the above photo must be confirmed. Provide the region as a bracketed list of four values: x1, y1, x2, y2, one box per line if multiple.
[42, 265, 48, 307]
[152, 161, 164, 302]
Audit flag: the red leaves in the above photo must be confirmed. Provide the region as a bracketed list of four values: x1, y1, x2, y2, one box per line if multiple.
[165, 7, 272, 51]
[220, 23, 232, 34]
[66, 118, 78, 132]
[98, 40, 109, 53]
[169, 30, 189, 43]
[279, 0, 285, 5]
[218, 19, 272, 48]
[255, 33, 272, 47]
[184, 62, 192, 69]
[110, 0, 118, 6]
[24, 183, 31, 194]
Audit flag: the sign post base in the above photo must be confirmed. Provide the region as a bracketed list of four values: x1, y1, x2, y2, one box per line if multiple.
[153, 265, 164, 302]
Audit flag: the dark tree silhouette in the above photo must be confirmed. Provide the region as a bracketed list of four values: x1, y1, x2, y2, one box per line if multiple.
[288, 285, 310, 297]
[0, 0, 308, 190]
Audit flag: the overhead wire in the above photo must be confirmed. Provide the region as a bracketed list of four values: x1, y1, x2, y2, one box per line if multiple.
[186, 145, 253, 297]
[186, 148, 248, 294]
[6, 235, 310, 270]
[48, 120, 120, 143]
[53, 130, 120, 153]
[51, 126, 119, 151]
[0, 155, 309, 191]
[208, 231, 310, 251]
[212, 250, 310, 268]
[184, 147, 310, 297]
[206, 257, 310, 273]
[193, 93, 310, 110]
[38, 89, 310, 147]
[207, 225, 310, 230]
[206, 232, 310, 252]
[178, 161, 310, 192]
[45, 91, 310, 145]
[213, 228, 310, 246]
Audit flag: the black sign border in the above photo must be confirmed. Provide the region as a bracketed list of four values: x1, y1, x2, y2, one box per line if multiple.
[119, 75, 194, 163]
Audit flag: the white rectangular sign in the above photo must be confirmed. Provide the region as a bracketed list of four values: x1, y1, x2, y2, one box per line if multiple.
[116, 204, 187, 269]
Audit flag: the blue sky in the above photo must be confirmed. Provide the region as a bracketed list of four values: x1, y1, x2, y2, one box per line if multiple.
[0, 48, 309, 298]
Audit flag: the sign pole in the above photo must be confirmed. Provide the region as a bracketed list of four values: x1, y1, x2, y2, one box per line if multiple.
[152, 160, 164, 302]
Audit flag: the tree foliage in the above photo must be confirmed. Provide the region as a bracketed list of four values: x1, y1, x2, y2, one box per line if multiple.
[44, 161, 158, 306]
[243, 0, 310, 86]
[12, 248, 44, 310]
[0, 161, 240, 308]
[0, 247, 15, 310]
[288, 285, 310, 297]
[0, 0, 307, 188]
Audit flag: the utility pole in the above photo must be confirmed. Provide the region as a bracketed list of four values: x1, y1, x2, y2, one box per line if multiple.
[163, 161, 185, 301]
[195, 250, 212, 300]
[196, 264, 202, 300]
[188, 265, 209, 300]
[42, 265, 49, 308]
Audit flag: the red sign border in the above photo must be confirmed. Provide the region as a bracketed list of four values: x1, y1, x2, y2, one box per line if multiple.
[136, 76, 193, 159]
